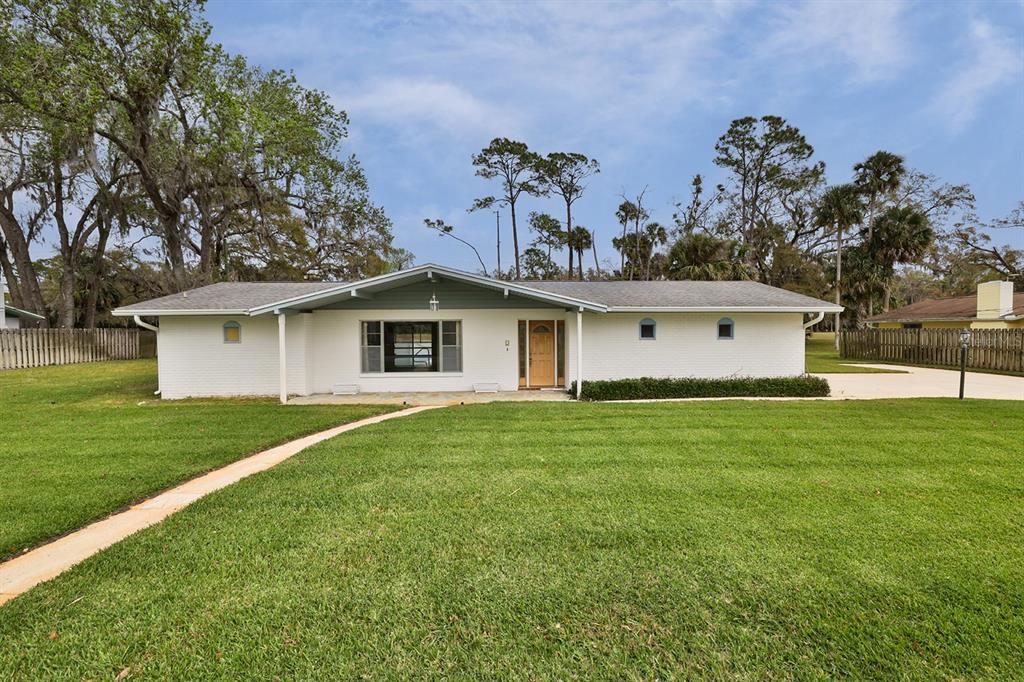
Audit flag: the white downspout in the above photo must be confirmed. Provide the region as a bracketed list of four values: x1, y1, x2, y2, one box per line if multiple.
[131, 315, 161, 395]
[132, 315, 159, 332]
[803, 311, 825, 329]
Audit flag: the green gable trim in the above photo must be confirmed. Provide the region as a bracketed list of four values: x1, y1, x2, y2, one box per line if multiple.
[315, 280, 564, 311]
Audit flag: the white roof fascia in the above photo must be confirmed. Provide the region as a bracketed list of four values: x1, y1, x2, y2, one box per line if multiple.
[607, 305, 844, 313]
[111, 309, 249, 317]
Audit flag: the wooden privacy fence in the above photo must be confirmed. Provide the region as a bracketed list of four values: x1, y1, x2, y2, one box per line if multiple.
[0, 328, 154, 370]
[841, 328, 1024, 373]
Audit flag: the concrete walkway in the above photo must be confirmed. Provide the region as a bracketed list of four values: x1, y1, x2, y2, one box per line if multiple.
[289, 390, 571, 406]
[816, 364, 1024, 400]
[0, 405, 440, 606]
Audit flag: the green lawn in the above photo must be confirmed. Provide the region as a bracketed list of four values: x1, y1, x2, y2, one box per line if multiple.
[0, 360, 393, 559]
[805, 332, 903, 373]
[2, 400, 1020, 679]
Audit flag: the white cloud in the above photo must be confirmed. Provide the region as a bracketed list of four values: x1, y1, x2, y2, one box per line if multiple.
[764, 0, 912, 84]
[928, 18, 1022, 132]
[341, 78, 521, 140]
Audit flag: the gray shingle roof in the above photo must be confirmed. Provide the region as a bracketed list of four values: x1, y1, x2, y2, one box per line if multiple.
[115, 282, 344, 313]
[114, 268, 840, 315]
[526, 280, 837, 309]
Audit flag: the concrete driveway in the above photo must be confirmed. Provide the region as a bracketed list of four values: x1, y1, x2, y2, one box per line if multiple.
[815, 364, 1024, 400]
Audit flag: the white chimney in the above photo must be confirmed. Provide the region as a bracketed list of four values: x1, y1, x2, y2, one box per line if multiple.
[976, 280, 1014, 320]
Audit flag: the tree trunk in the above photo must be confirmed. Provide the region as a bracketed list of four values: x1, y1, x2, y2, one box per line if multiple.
[198, 225, 215, 284]
[510, 201, 521, 280]
[161, 212, 189, 291]
[0, 238, 24, 308]
[591, 229, 601, 278]
[0, 205, 48, 325]
[632, 215, 642, 281]
[57, 259, 77, 328]
[83, 211, 113, 329]
[565, 203, 573, 279]
[864, 199, 875, 322]
[619, 224, 626, 274]
[134, 165, 188, 291]
[834, 224, 842, 351]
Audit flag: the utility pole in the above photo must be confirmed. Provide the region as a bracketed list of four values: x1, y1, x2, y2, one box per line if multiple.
[834, 223, 843, 351]
[494, 210, 501, 277]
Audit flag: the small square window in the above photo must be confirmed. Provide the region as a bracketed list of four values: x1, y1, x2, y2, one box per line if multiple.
[639, 318, 656, 340]
[717, 318, 734, 340]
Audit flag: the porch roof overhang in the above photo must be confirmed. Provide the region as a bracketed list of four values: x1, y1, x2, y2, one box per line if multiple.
[247, 264, 608, 315]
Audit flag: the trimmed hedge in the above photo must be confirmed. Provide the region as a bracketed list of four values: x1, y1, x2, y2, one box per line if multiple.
[571, 375, 830, 401]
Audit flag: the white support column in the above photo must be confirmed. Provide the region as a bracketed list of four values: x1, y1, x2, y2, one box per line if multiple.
[525, 320, 531, 388]
[575, 308, 583, 398]
[277, 311, 287, 404]
[553, 318, 559, 387]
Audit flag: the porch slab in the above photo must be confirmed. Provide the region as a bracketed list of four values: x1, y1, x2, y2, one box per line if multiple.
[288, 390, 572, 405]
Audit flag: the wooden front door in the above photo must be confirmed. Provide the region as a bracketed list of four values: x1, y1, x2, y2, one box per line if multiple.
[529, 320, 556, 386]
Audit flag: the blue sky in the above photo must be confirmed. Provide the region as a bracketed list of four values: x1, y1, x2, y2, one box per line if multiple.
[205, 0, 1024, 272]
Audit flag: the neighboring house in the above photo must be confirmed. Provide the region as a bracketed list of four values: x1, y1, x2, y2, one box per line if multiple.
[1, 305, 45, 329]
[868, 281, 1023, 330]
[1, 274, 45, 329]
[113, 264, 841, 401]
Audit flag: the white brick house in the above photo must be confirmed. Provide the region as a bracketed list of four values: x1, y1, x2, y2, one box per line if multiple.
[113, 264, 841, 401]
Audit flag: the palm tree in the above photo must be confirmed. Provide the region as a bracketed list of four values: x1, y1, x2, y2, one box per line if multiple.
[641, 222, 668, 280]
[869, 207, 933, 311]
[666, 233, 751, 281]
[843, 245, 888, 324]
[814, 184, 864, 348]
[569, 226, 593, 280]
[854, 151, 905, 239]
[615, 201, 637, 275]
[853, 151, 905, 316]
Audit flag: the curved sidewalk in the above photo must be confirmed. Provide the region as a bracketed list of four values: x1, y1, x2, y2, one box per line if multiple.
[0, 405, 440, 606]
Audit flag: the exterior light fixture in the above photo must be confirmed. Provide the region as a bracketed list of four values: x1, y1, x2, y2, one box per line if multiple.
[429, 293, 439, 312]
[958, 328, 972, 399]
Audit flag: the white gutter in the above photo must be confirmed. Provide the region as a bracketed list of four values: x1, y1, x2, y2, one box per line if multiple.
[803, 311, 825, 329]
[610, 306, 844, 314]
[113, 309, 248, 317]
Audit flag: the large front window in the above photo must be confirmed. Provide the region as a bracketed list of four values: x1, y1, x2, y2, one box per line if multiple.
[361, 321, 461, 373]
